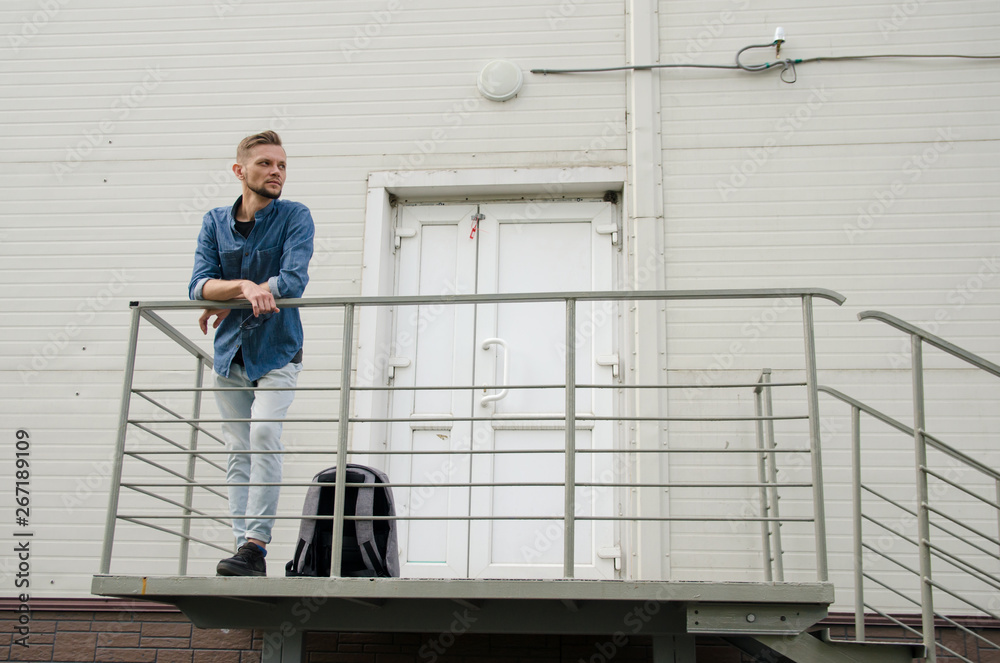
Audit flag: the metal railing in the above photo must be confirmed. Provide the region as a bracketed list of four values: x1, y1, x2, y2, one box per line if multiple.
[99, 288, 845, 582]
[820, 310, 1000, 663]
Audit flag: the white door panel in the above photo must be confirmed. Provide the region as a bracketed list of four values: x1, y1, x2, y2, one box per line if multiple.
[390, 200, 619, 579]
[389, 204, 477, 578]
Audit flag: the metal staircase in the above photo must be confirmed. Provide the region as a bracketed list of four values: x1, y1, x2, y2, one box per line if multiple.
[90, 290, 998, 662]
[818, 311, 1000, 663]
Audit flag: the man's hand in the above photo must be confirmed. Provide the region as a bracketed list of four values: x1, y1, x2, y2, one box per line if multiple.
[240, 280, 279, 317]
[199, 308, 231, 335]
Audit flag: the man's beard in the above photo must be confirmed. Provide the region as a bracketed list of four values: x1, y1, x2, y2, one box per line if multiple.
[249, 181, 282, 200]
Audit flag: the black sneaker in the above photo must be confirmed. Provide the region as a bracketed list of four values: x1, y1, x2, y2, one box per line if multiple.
[216, 543, 267, 577]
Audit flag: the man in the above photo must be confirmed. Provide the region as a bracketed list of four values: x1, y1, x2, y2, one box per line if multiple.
[189, 130, 314, 576]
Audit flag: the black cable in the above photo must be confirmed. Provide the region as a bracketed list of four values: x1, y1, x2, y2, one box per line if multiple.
[530, 46, 1000, 83]
[530, 63, 740, 74]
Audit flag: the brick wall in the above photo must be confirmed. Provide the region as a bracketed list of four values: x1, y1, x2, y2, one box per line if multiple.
[2, 602, 998, 663]
[0, 602, 260, 663]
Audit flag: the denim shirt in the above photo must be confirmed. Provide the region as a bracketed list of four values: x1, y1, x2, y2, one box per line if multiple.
[189, 197, 314, 381]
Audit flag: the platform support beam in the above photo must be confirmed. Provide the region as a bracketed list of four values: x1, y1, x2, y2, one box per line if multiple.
[653, 635, 696, 663]
[262, 629, 303, 663]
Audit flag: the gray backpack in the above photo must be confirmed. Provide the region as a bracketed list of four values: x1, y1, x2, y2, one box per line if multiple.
[285, 464, 399, 577]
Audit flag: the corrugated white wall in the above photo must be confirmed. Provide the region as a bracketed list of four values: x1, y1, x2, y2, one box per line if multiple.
[658, 0, 1000, 611]
[0, 0, 626, 596]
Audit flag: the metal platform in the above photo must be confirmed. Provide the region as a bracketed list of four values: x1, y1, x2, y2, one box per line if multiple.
[93, 576, 851, 662]
[93, 576, 833, 631]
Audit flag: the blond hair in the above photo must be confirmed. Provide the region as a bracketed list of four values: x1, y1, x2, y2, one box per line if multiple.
[236, 130, 283, 163]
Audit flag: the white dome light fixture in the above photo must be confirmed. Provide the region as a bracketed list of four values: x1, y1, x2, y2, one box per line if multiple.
[478, 60, 523, 102]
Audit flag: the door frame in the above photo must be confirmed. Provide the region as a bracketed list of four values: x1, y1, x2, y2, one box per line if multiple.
[352, 167, 629, 574]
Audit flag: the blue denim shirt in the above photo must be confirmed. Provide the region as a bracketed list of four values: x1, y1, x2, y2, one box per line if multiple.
[189, 197, 314, 381]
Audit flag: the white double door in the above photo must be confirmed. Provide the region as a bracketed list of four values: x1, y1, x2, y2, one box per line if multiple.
[387, 200, 620, 579]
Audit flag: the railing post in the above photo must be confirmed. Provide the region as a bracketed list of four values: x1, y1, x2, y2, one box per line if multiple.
[753, 372, 773, 581]
[564, 298, 577, 579]
[911, 336, 937, 662]
[331, 303, 355, 578]
[801, 295, 829, 581]
[100, 305, 142, 575]
[178, 357, 205, 575]
[850, 405, 865, 642]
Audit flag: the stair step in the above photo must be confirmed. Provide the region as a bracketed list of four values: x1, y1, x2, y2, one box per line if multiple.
[725, 632, 924, 663]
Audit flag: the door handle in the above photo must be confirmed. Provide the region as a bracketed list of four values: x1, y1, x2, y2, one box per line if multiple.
[480, 337, 509, 407]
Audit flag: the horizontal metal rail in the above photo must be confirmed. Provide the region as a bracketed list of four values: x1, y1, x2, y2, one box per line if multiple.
[859, 310, 1000, 379]
[124, 485, 229, 527]
[118, 513, 815, 523]
[128, 414, 809, 424]
[119, 480, 813, 489]
[861, 487, 918, 520]
[118, 517, 232, 555]
[123, 447, 814, 456]
[925, 542, 1000, 592]
[862, 516, 919, 548]
[862, 604, 925, 641]
[133, 287, 847, 310]
[818, 385, 914, 437]
[923, 466, 1000, 510]
[925, 577, 1000, 620]
[925, 505, 1000, 548]
[127, 452, 228, 500]
[131, 381, 809, 393]
[138, 309, 214, 368]
[129, 424, 226, 473]
[935, 612, 1000, 654]
[131, 403, 228, 450]
[924, 431, 1000, 483]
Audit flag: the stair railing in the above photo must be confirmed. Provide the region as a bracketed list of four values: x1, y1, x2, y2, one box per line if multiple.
[820, 311, 1000, 663]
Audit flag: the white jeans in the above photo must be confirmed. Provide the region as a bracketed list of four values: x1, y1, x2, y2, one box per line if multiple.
[214, 361, 301, 547]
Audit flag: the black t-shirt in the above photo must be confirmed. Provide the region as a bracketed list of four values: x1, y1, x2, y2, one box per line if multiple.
[234, 218, 255, 239]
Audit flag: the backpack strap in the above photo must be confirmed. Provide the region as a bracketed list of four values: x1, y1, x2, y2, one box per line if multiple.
[352, 466, 391, 577]
[364, 465, 400, 577]
[292, 467, 328, 575]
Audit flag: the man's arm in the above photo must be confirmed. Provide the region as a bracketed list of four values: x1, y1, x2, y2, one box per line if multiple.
[198, 279, 276, 334]
[267, 204, 315, 299]
[202, 278, 277, 315]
